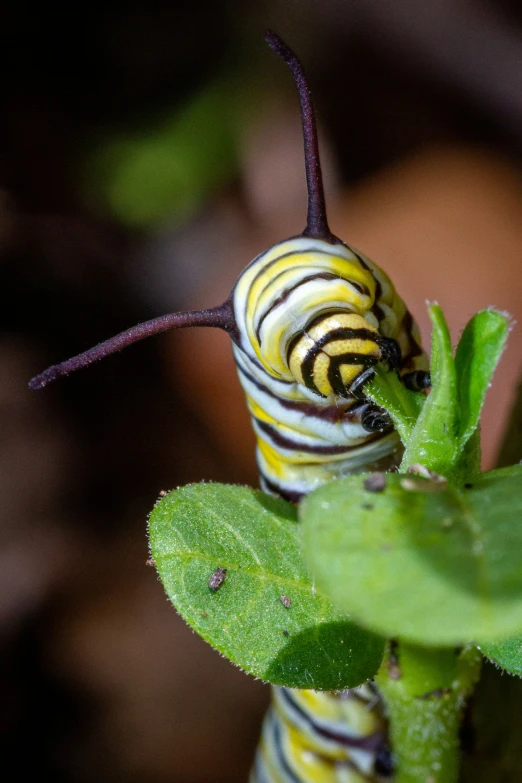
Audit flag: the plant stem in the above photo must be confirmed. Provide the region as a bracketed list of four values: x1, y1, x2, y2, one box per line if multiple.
[376, 643, 482, 782]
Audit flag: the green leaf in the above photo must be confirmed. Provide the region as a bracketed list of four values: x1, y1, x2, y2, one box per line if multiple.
[300, 467, 522, 646]
[84, 77, 239, 228]
[149, 483, 384, 689]
[450, 428, 482, 488]
[480, 635, 522, 677]
[402, 304, 459, 474]
[366, 366, 425, 444]
[455, 309, 510, 446]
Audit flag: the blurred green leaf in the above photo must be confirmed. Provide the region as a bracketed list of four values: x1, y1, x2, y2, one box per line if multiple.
[149, 483, 384, 689]
[84, 77, 239, 228]
[300, 467, 522, 646]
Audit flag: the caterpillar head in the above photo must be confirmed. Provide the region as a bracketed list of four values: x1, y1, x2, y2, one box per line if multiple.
[231, 235, 390, 399]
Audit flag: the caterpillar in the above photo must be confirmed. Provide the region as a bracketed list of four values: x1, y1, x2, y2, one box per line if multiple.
[30, 30, 429, 783]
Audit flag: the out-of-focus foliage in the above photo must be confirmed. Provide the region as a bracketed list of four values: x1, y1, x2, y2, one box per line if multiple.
[84, 76, 241, 228]
[300, 467, 522, 646]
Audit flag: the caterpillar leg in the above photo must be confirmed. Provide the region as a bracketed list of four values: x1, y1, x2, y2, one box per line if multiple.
[402, 370, 431, 391]
[349, 368, 377, 400]
[361, 404, 393, 434]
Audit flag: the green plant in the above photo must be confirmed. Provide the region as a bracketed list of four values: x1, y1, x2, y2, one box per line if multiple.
[149, 303, 522, 782]
[28, 29, 522, 782]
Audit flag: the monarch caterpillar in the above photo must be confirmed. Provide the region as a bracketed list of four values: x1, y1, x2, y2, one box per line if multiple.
[30, 30, 429, 783]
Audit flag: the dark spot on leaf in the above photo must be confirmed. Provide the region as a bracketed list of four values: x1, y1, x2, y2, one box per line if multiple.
[282, 630, 289, 637]
[362, 503, 374, 510]
[364, 473, 387, 492]
[201, 612, 208, 618]
[418, 687, 451, 700]
[464, 483, 474, 489]
[280, 595, 291, 608]
[209, 567, 227, 591]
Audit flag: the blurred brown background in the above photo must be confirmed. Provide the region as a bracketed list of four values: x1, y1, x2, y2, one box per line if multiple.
[2, 1, 522, 780]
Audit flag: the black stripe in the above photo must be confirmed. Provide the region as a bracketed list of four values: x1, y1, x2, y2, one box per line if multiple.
[236, 359, 368, 424]
[279, 688, 385, 752]
[235, 349, 294, 385]
[255, 273, 344, 341]
[247, 247, 343, 292]
[260, 476, 304, 504]
[301, 344, 378, 396]
[369, 272, 385, 322]
[271, 710, 303, 783]
[297, 314, 381, 349]
[401, 310, 424, 367]
[290, 320, 379, 396]
[343, 247, 391, 337]
[255, 418, 353, 455]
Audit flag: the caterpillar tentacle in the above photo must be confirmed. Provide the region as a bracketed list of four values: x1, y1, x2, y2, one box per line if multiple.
[28, 301, 237, 390]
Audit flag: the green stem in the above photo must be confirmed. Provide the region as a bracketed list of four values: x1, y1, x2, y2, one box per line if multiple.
[376, 643, 482, 782]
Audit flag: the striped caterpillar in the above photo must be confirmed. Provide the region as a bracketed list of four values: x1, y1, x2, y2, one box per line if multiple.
[30, 30, 429, 783]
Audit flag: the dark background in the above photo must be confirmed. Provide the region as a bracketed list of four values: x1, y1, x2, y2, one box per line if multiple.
[2, 1, 522, 780]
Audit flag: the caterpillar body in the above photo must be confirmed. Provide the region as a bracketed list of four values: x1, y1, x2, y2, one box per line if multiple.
[232, 234, 426, 502]
[253, 685, 392, 782]
[30, 30, 429, 783]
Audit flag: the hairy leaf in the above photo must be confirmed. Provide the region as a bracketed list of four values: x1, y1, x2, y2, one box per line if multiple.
[402, 304, 459, 475]
[367, 366, 424, 444]
[455, 309, 510, 446]
[149, 483, 384, 689]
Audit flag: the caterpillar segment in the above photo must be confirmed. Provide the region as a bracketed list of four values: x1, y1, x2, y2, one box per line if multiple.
[251, 686, 391, 783]
[28, 30, 430, 783]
